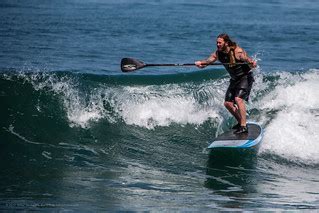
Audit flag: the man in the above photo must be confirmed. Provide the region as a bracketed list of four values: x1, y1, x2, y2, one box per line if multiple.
[195, 33, 257, 134]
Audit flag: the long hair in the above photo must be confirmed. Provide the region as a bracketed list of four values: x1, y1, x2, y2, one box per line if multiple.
[217, 33, 237, 66]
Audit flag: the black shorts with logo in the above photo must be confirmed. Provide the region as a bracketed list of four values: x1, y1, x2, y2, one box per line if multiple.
[225, 73, 254, 102]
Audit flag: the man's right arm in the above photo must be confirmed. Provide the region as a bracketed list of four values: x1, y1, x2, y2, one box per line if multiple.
[195, 51, 218, 68]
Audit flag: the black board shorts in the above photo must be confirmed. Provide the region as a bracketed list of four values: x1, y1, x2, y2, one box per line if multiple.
[225, 73, 254, 102]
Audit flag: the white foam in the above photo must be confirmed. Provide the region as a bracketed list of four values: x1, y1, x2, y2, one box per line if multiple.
[258, 70, 319, 164]
[44, 78, 106, 128]
[120, 94, 220, 129]
[23, 72, 106, 128]
[116, 83, 224, 129]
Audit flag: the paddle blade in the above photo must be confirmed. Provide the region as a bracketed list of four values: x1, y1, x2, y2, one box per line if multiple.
[121, 58, 146, 72]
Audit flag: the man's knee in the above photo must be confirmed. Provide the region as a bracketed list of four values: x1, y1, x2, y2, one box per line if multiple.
[224, 101, 233, 108]
[234, 97, 244, 104]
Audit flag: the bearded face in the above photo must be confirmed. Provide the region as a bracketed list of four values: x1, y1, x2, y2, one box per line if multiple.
[216, 38, 228, 51]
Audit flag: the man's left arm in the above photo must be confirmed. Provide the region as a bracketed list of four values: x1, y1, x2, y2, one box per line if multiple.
[236, 48, 257, 68]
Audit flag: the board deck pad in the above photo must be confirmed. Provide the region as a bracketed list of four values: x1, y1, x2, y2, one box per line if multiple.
[208, 123, 263, 149]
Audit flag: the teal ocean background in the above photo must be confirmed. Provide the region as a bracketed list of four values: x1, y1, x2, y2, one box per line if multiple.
[1, 0, 319, 211]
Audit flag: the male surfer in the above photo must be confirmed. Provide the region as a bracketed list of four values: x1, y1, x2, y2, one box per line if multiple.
[195, 34, 257, 134]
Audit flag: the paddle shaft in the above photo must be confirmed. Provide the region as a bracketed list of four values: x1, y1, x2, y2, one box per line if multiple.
[145, 63, 195, 67]
[145, 62, 245, 67]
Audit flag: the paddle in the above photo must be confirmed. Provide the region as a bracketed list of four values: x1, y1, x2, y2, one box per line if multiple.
[121, 57, 248, 72]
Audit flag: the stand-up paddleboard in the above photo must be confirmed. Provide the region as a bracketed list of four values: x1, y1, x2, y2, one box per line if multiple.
[208, 122, 263, 151]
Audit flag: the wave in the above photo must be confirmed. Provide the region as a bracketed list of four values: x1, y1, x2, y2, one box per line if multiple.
[0, 69, 228, 129]
[1, 68, 319, 165]
[256, 70, 319, 165]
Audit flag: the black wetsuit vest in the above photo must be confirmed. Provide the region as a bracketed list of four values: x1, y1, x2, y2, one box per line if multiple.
[217, 50, 251, 80]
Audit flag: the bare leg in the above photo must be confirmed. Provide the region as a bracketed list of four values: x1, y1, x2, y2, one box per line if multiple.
[224, 101, 241, 124]
[234, 97, 246, 126]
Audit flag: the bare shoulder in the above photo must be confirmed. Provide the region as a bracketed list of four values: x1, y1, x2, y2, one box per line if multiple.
[213, 50, 218, 58]
[235, 46, 245, 53]
[235, 46, 248, 58]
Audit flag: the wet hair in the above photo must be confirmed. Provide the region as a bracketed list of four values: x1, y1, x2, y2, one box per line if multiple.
[217, 34, 237, 66]
[217, 33, 237, 48]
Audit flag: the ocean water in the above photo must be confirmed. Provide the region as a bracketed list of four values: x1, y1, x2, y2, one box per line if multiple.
[1, 0, 319, 211]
